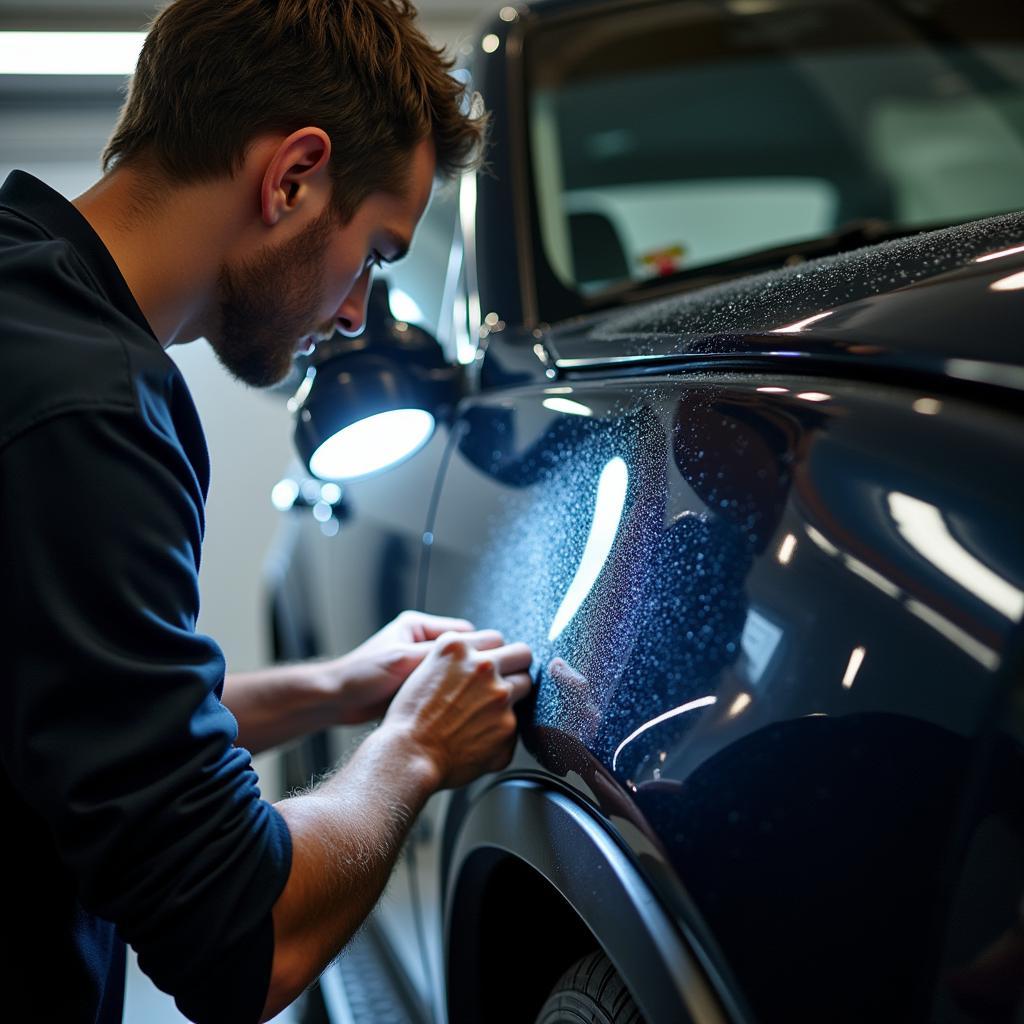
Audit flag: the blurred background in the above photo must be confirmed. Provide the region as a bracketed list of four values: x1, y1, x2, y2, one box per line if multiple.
[0, 0, 489, 1019]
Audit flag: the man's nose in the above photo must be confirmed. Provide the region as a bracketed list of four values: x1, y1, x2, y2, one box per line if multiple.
[334, 267, 373, 337]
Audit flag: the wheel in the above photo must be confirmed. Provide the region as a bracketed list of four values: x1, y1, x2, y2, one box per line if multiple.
[535, 950, 645, 1023]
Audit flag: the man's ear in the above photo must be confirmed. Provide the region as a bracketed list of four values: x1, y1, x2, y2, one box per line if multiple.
[259, 128, 332, 226]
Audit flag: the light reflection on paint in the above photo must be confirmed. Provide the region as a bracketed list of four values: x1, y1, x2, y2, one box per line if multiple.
[542, 397, 593, 417]
[805, 524, 839, 556]
[842, 645, 866, 688]
[740, 608, 783, 684]
[770, 310, 834, 334]
[905, 599, 1000, 670]
[975, 244, 1024, 263]
[727, 692, 752, 717]
[612, 695, 717, 770]
[912, 397, 942, 415]
[457, 170, 481, 365]
[548, 457, 629, 641]
[888, 492, 1024, 622]
[990, 270, 1024, 292]
[776, 532, 797, 565]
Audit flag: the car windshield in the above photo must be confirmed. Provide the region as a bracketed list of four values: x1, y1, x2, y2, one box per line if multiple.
[525, 0, 1024, 304]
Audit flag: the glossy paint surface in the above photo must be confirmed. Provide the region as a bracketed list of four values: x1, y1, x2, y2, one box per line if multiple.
[425, 373, 1024, 1020]
[545, 213, 1024, 383]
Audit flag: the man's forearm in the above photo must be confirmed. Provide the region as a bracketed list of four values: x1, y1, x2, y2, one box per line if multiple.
[261, 724, 439, 1021]
[222, 664, 336, 754]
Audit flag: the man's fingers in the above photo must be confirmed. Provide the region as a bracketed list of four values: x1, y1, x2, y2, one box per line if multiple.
[416, 614, 475, 639]
[434, 622, 505, 655]
[465, 629, 504, 651]
[400, 640, 435, 665]
[503, 671, 534, 706]
[479, 641, 532, 676]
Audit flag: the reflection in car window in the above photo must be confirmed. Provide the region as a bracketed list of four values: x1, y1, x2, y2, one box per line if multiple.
[525, 0, 1024, 297]
[380, 183, 459, 350]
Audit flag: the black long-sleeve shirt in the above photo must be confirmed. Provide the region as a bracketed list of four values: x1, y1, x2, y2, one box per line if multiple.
[0, 170, 292, 1023]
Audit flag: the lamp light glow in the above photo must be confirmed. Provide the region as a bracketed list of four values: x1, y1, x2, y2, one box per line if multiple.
[271, 479, 300, 511]
[309, 409, 434, 481]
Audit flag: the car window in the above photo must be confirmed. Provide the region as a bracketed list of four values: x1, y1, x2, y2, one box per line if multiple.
[525, 0, 1024, 300]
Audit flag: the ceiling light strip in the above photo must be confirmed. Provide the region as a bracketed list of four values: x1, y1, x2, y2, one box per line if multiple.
[0, 32, 144, 76]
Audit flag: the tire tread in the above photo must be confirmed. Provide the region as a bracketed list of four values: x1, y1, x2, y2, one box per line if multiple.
[536, 951, 644, 1024]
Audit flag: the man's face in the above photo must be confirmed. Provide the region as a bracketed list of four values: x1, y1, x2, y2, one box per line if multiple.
[211, 138, 437, 388]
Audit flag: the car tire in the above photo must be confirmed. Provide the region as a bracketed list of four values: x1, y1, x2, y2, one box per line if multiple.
[535, 951, 645, 1023]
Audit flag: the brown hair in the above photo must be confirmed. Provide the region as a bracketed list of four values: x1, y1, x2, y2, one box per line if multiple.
[103, 0, 485, 219]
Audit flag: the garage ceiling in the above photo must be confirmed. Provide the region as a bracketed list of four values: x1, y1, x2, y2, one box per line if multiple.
[0, 0, 488, 30]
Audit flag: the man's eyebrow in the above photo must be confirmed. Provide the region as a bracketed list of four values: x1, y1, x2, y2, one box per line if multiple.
[382, 230, 410, 263]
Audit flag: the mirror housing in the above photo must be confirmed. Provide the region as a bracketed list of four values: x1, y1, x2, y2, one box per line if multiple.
[292, 279, 463, 480]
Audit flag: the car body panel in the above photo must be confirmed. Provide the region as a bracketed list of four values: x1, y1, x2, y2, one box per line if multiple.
[445, 779, 735, 1024]
[541, 214, 1024, 384]
[423, 364, 1023, 1019]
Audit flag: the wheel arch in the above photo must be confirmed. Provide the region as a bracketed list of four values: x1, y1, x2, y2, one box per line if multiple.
[444, 779, 731, 1024]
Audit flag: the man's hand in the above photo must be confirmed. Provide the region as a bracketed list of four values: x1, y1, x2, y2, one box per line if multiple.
[263, 626, 533, 1020]
[381, 629, 534, 789]
[327, 610, 498, 724]
[223, 610, 502, 752]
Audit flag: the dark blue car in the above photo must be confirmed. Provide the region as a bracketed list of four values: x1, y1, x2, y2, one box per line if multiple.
[270, 1, 1024, 1021]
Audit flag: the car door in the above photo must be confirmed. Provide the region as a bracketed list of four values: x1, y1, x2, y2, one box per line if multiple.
[421, 364, 1024, 1021]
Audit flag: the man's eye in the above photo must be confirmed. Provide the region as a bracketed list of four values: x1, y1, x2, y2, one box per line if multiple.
[366, 250, 384, 269]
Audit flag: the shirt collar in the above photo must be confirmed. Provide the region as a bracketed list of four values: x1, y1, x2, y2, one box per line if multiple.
[0, 169, 157, 341]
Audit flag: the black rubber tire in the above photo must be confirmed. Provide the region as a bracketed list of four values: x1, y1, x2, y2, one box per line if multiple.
[534, 951, 645, 1024]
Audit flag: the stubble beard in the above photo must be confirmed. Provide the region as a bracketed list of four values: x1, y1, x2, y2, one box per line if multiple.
[213, 207, 335, 388]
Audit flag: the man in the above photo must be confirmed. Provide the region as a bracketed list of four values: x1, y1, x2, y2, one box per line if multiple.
[0, 1, 532, 1022]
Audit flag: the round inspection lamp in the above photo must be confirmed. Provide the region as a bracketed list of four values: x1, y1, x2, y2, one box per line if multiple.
[292, 280, 462, 481]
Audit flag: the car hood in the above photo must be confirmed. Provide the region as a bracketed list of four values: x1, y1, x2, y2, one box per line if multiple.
[544, 210, 1024, 390]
